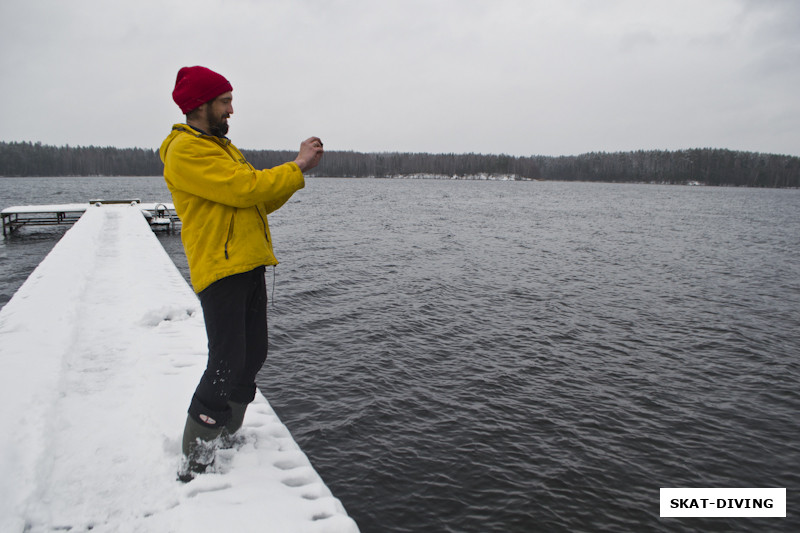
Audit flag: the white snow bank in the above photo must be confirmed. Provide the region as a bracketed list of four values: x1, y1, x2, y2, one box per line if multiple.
[0, 203, 358, 533]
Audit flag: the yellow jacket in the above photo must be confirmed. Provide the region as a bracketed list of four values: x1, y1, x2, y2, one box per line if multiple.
[159, 124, 305, 293]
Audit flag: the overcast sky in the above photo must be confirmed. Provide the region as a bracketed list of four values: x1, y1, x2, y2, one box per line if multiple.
[1, 0, 798, 157]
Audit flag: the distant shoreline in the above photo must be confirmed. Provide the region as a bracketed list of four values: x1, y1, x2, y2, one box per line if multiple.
[2, 142, 799, 187]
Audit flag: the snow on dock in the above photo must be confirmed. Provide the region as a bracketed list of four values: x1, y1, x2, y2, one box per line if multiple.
[1, 200, 180, 235]
[0, 203, 358, 533]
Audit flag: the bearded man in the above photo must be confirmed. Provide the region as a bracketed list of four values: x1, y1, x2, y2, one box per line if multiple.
[159, 66, 323, 480]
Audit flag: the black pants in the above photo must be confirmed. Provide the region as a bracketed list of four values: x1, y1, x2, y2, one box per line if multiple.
[189, 266, 268, 428]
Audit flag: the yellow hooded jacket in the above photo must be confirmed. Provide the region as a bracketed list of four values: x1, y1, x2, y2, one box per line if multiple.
[160, 124, 305, 293]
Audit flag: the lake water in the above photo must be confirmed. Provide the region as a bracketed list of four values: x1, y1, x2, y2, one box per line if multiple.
[2, 177, 799, 532]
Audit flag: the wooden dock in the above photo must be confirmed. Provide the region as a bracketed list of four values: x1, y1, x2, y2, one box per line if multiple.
[1, 199, 180, 236]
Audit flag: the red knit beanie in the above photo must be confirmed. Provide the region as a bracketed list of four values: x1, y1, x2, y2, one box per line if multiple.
[172, 66, 233, 114]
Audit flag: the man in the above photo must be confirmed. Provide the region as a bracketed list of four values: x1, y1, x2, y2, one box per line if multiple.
[159, 65, 323, 479]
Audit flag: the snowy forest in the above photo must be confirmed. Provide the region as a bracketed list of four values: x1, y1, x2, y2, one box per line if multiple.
[1, 141, 799, 187]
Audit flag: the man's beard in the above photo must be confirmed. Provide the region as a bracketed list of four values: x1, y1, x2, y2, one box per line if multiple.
[208, 113, 229, 137]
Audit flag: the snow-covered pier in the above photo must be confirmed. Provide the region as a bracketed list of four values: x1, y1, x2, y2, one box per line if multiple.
[0, 203, 358, 533]
[1, 199, 180, 235]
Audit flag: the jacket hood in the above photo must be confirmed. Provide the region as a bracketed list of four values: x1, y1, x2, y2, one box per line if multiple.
[159, 124, 229, 163]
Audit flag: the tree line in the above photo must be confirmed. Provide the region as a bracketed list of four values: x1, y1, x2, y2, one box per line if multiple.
[1, 141, 798, 187]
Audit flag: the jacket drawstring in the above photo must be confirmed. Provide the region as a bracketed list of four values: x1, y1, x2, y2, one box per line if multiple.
[271, 265, 276, 307]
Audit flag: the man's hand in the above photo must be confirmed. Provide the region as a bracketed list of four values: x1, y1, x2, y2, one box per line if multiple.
[294, 137, 324, 172]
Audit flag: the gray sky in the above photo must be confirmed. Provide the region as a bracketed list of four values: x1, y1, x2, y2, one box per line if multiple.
[1, 0, 798, 157]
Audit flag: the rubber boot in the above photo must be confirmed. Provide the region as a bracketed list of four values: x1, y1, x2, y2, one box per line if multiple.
[220, 401, 248, 448]
[226, 401, 248, 434]
[178, 415, 223, 482]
